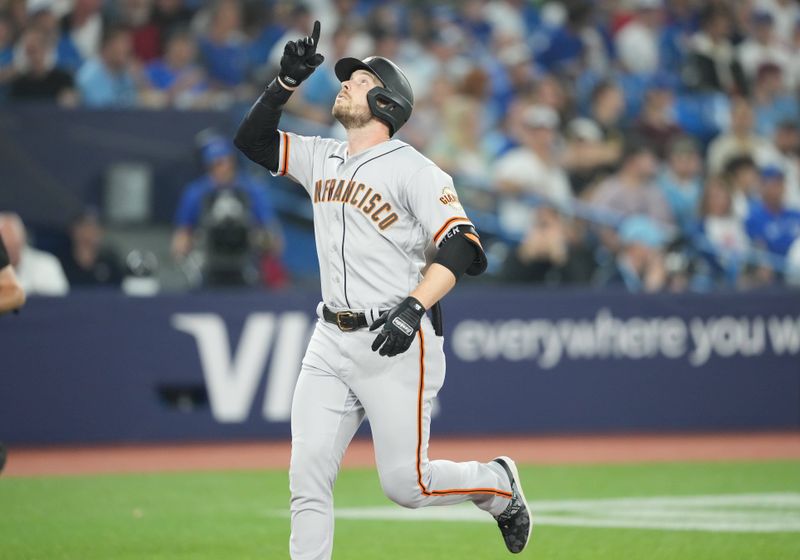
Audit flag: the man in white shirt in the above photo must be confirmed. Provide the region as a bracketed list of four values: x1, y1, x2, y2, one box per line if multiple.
[754, 0, 800, 46]
[615, 0, 663, 76]
[0, 213, 69, 296]
[737, 10, 793, 88]
[707, 97, 778, 174]
[494, 104, 572, 236]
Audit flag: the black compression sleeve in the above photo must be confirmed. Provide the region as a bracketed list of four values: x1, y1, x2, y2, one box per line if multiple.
[233, 78, 293, 173]
[434, 234, 479, 281]
[0, 236, 9, 269]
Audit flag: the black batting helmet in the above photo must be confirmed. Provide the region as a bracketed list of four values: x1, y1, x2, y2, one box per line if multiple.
[334, 56, 414, 136]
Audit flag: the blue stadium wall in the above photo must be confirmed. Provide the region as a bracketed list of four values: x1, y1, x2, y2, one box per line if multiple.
[1, 288, 799, 445]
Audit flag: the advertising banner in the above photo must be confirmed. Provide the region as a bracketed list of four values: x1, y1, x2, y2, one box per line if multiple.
[1, 289, 798, 444]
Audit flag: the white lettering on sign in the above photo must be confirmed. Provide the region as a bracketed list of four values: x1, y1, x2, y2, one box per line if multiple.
[451, 308, 800, 369]
[172, 312, 311, 423]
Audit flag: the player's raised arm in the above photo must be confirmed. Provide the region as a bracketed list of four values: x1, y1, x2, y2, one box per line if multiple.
[233, 20, 324, 172]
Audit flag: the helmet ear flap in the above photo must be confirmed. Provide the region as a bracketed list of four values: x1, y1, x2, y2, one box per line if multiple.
[367, 87, 413, 137]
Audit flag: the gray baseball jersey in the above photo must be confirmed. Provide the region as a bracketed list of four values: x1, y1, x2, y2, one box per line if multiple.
[272, 131, 475, 310]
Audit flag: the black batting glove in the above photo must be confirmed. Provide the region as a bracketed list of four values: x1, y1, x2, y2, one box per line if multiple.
[278, 20, 324, 88]
[370, 297, 426, 357]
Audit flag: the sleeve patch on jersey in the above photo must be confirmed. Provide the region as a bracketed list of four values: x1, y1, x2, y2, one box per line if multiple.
[439, 187, 464, 211]
[434, 216, 473, 246]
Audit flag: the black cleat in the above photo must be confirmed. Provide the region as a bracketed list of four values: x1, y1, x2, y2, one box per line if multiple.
[492, 456, 532, 554]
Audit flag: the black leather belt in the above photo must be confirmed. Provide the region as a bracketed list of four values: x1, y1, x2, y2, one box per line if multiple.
[323, 305, 382, 332]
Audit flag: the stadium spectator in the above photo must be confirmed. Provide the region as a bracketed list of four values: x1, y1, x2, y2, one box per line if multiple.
[737, 10, 792, 87]
[427, 66, 493, 189]
[20, 2, 86, 74]
[144, 29, 208, 109]
[755, 0, 800, 46]
[771, 120, 800, 210]
[615, 0, 663, 77]
[172, 136, 284, 287]
[152, 0, 196, 48]
[659, 0, 696, 74]
[500, 205, 596, 286]
[535, 0, 603, 77]
[461, 0, 499, 46]
[657, 136, 703, 237]
[751, 63, 799, 138]
[587, 80, 626, 157]
[561, 79, 626, 197]
[695, 175, 752, 288]
[58, 0, 105, 72]
[113, 0, 161, 62]
[707, 96, 777, 175]
[9, 27, 76, 105]
[487, 36, 536, 118]
[723, 155, 761, 221]
[60, 210, 124, 288]
[197, 0, 252, 95]
[632, 75, 682, 159]
[531, 74, 570, 121]
[789, 17, 800, 90]
[0, 212, 68, 296]
[595, 215, 669, 293]
[681, 4, 748, 95]
[590, 141, 674, 251]
[562, 116, 612, 196]
[400, 74, 450, 158]
[494, 104, 572, 237]
[76, 26, 140, 108]
[746, 165, 800, 258]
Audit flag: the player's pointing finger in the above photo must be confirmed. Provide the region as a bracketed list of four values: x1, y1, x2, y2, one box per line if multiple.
[311, 20, 321, 46]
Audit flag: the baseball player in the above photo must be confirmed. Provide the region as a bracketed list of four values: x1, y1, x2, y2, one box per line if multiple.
[235, 21, 531, 558]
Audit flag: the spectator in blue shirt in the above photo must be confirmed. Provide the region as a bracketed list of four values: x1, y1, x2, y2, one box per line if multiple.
[751, 63, 799, 138]
[746, 165, 800, 257]
[145, 29, 208, 108]
[76, 26, 140, 107]
[535, 0, 594, 76]
[657, 136, 703, 236]
[172, 136, 283, 287]
[198, 0, 252, 91]
[596, 215, 670, 293]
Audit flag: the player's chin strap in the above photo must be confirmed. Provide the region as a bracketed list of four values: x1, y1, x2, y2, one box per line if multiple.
[431, 301, 443, 337]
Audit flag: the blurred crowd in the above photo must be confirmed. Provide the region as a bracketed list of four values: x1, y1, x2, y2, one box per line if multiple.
[2, 0, 800, 293]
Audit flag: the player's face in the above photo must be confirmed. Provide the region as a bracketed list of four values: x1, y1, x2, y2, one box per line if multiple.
[332, 69, 380, 129]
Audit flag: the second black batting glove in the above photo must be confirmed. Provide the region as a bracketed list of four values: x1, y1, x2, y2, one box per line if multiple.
[370, 297, 426, 357]
[279, 20, 324, 88]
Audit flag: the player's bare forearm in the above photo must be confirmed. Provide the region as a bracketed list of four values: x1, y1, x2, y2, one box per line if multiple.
[0, 266, 25, 314]
[410, 263, 456, 310]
